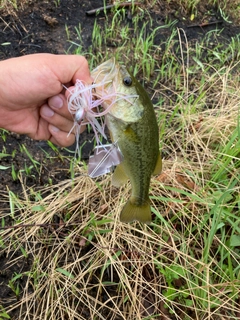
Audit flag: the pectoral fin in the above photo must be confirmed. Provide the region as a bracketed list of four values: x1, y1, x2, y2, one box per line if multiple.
[112, 164, 129, 187]
[153, 153, 162, 175]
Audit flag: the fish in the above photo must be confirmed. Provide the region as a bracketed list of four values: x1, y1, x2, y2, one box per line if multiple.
[91, 58, 162, 223]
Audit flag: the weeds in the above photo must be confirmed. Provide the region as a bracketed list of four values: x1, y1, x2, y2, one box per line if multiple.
[1, 64, 239, 317]
[0, 0, 240, 319]
[0, 306, 10, 319]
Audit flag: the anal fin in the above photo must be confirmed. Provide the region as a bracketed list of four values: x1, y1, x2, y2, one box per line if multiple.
[153, 152, 162, 175]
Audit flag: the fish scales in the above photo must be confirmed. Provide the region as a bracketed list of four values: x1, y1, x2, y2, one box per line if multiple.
[92, 58, 162, 223]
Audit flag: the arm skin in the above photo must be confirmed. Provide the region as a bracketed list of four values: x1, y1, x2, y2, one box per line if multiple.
[0, 53, 92, 147]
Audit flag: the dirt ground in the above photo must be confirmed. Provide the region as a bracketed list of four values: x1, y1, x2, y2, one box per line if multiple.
[0, 0, 239, 318]
[0, 0, 239, 191]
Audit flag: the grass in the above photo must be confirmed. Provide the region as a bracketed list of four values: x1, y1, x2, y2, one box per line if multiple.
[1, 0, 240, 319]
[0, 0, 28, 11]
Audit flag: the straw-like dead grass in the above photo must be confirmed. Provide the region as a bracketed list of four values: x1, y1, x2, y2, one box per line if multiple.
[1, 63, 240, 319]
[0, 20, 240, 317]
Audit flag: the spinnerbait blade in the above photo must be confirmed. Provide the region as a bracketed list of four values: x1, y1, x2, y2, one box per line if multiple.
[88, 143, 123, 178]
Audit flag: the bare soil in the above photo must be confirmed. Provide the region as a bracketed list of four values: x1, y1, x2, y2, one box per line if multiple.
[0, 0, 239, 318]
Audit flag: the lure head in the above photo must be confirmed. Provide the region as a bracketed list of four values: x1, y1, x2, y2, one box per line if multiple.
[75, 107, 86, 125]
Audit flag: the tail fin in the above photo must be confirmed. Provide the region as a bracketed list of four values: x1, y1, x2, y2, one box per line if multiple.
[120, 199, 152, 224]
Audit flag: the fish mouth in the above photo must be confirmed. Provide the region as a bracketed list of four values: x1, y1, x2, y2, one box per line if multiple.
[91, 58, 118, 85]
[90, 58, 141, 123]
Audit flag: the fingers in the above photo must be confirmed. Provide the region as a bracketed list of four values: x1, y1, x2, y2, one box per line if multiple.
[40, 93, 85, 147]
[48, 124, 75, 147]
[41, 95, 73, 133]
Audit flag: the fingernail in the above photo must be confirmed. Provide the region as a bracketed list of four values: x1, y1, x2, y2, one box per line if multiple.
[42, 106, 54, 117]
[50, 124, 60, 132]
[49, 96, 63, 109]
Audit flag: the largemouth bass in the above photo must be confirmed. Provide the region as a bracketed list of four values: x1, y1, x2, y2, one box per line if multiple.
[91, 58, 162, 223]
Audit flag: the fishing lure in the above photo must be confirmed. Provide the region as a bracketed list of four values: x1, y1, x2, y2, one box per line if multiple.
[64, 66, 139, 177]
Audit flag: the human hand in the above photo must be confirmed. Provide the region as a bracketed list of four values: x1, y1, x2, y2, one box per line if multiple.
[0, 53, 92, 147]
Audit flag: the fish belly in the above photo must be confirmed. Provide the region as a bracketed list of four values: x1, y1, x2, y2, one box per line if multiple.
[107, 114, 159, 223]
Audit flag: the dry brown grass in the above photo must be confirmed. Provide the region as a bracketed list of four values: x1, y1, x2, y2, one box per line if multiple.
[1, 66, 239, 318]
[0, 0, 29, 12]
[0, 7, 239, 317]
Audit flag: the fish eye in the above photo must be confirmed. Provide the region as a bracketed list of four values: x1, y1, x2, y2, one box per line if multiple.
[123, 76, 132, 86]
